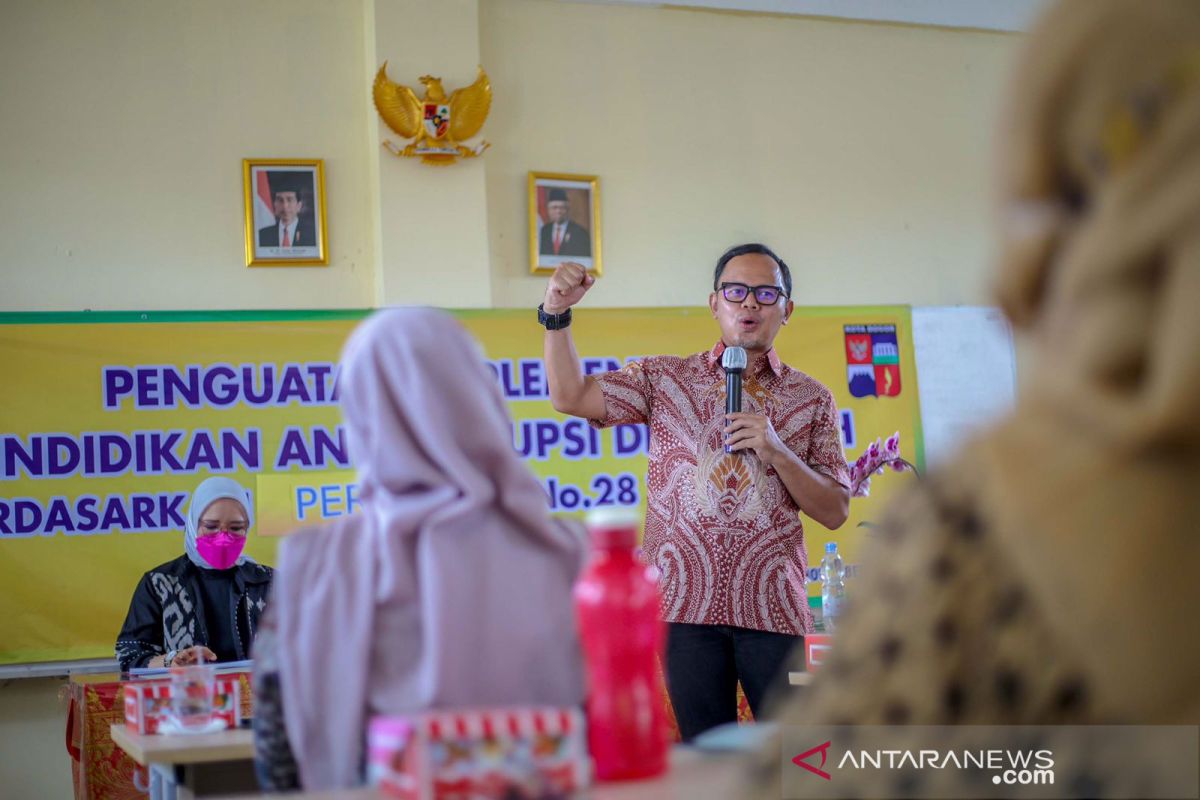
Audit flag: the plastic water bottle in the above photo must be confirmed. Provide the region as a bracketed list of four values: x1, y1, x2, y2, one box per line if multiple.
[574, 508, 668, 782]
[820, 542, 846, 632]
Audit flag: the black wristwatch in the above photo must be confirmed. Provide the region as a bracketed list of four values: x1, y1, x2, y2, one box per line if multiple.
[538, 304, 572, 330]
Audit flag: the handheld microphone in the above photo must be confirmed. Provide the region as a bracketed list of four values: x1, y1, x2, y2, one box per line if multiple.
[721, 346, 747, 453]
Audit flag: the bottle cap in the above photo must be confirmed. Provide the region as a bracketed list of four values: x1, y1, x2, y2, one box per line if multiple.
[825, 542, 838, 553]
[585, 507, 640, 549]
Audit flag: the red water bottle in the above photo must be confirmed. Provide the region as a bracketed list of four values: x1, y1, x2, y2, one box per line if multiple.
[574, 508, 669, 781]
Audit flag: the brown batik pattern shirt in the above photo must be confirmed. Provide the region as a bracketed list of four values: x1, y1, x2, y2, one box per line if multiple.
[590, 341, 849, 636]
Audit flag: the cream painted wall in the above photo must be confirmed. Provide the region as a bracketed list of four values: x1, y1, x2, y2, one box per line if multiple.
[482, 1, 1015, 309]
[0, 1, 1016, 315]
[0, 678, 73, 799]
[370, 0, 495, 308]
[0, 0, 376, 312]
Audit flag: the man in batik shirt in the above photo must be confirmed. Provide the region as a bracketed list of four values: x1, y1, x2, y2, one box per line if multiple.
[538, 243, 850, 740]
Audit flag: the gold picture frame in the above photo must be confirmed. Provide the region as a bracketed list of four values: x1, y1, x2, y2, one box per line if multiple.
[243, 159, 328, 267]
[528, 171, 602, 276]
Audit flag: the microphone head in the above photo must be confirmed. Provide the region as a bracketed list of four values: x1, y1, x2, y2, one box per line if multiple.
[721, 346, 747, 372]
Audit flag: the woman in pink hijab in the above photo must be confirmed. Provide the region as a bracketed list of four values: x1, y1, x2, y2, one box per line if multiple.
[253, 308, 587, 791]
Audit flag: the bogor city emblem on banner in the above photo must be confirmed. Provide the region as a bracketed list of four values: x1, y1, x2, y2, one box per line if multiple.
[845, 324, 902, 398]
[373, 63, 492, 165]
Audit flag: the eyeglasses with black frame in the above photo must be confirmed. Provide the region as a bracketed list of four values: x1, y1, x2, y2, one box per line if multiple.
[718, 282, 787, 306]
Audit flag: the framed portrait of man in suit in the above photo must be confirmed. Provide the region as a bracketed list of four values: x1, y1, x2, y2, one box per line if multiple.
[242, 159, 328, 267]
[529, 172, 602, 276]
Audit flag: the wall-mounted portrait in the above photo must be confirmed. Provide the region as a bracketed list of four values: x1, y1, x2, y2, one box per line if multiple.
[243, 159, 328, 267]
[528, 172, 601, 276]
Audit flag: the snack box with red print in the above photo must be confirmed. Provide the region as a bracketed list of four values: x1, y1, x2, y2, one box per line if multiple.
[805, 634, 835, 671]
[122, 677, 241, 735]
[368, 707, 589, 800]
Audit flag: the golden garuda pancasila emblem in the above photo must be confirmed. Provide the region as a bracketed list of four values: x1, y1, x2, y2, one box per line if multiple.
[372, 63, 491, 165]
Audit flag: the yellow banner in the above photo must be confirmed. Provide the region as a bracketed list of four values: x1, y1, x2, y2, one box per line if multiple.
[0, 307, 920, 664]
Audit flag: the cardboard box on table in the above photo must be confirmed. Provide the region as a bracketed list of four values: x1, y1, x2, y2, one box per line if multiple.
[122, 675, 242, 734]
[368, 707, 588, 800]
[804, 634, 834, 671]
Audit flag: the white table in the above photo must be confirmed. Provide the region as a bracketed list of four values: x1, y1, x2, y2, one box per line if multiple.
[788, 670, 813, 687]
[110, 723, 257, 800]
[210, 746, 743, 799]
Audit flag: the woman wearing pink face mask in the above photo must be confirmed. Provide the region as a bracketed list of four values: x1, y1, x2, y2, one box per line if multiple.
[115, 476, 274, 670]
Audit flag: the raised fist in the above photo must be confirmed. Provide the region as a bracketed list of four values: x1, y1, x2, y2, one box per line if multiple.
[543, 262, 595, 314]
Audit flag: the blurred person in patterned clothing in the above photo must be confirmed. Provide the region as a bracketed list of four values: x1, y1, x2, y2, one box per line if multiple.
[747, 1, 1200, 796]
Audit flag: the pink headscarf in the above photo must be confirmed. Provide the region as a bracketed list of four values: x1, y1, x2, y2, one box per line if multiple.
[272, 308, 587, 789]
